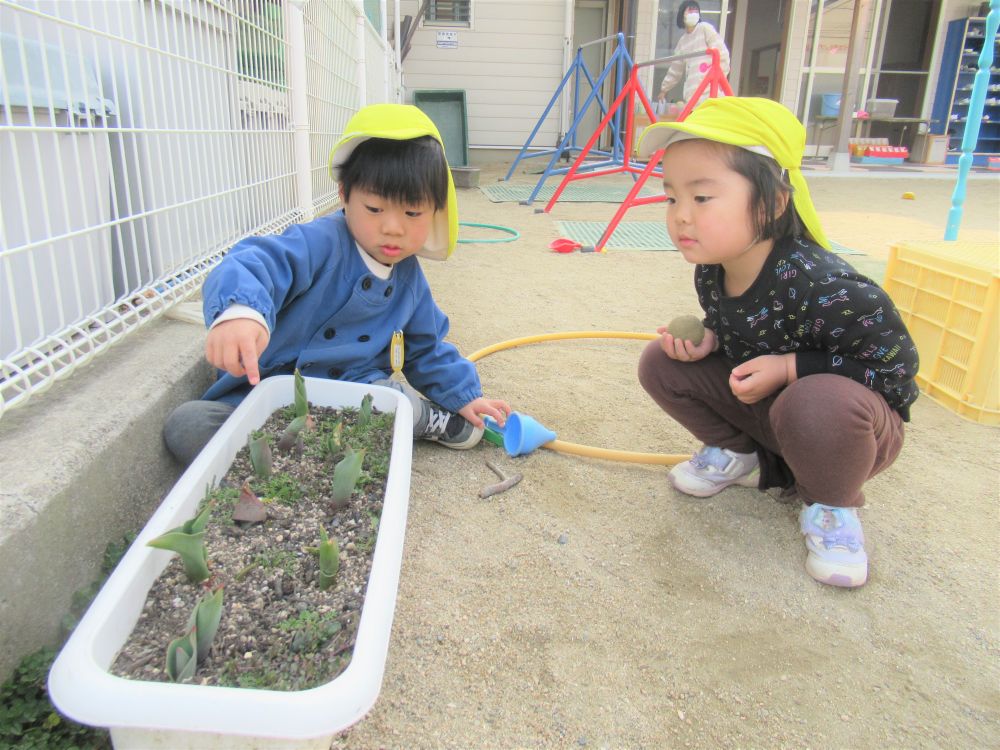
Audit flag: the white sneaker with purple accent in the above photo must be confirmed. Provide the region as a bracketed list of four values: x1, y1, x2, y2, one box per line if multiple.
[669, 446, 759, 498]
[799, 503, 868, 588]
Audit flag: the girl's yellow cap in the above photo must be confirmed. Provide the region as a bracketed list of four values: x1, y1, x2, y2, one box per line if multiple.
[637, 97, 830, 250]
[330, 103, 458, 260]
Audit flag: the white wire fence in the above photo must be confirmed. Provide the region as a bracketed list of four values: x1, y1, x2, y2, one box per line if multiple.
[0, 0, 399, 417]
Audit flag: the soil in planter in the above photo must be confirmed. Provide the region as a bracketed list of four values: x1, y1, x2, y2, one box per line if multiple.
[111, 402, 394, 691]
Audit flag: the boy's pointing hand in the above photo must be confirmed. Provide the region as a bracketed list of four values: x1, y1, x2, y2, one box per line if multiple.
[205, 318, 270, 385]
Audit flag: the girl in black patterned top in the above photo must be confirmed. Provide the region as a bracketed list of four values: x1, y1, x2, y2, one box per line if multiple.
[635, 97, 919, 588]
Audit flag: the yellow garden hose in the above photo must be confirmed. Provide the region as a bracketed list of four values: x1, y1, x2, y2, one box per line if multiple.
[467, 331, 691, 466]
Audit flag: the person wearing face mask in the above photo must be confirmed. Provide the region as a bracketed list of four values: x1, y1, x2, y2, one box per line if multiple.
[656, 1, 731, 111]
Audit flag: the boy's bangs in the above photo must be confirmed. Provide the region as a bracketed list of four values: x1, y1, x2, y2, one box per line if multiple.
[349, 137, 448, 210]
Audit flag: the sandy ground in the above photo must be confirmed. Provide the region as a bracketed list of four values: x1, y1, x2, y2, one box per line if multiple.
[332, 163, 1000, 749]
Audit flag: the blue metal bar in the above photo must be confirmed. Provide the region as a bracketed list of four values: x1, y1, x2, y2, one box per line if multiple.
[504, 44, 613, 180]
[521, 33, 634, 204]
[946, 0, 999, 240]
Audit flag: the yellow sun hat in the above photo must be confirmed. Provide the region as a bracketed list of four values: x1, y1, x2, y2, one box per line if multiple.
[330, 103, 458, 260]
[637, 97, 830, 250]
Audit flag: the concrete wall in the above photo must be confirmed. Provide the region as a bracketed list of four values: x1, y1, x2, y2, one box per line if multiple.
[0, 313, 212, 681]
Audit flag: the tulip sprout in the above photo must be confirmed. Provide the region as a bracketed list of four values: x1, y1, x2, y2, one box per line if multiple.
[293, 368, 309, 418]
[249, 434, 272, 479]
[165, 587, 224, 681]
[331, 446, 365, 509]
[359, 392, 373, 426]
[147, 503, 213, 583]
[317, 526, 340, 590]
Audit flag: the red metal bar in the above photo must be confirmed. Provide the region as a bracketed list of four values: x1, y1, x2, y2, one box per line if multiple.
[543, 63, 661, 213]
[593, 48, 733, 251]
[592, 148, 664, 252]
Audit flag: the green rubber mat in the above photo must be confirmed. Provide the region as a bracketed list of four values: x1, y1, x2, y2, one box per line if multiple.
[555, 221, 675, 250]
[481, 182, 657, 203]
[829, 241, 865, 255]
[556, 221, 868, 254]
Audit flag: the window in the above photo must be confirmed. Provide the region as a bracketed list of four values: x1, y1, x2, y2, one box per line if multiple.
[427, 0, 471, 26]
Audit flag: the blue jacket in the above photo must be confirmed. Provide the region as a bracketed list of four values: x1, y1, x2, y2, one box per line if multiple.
[200, 211, 482, 411]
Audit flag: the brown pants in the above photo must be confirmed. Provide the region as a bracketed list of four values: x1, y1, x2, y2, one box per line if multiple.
[637, 341, 905, 507]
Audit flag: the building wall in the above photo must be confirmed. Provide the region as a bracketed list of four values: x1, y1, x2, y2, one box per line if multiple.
[778, 0, 810, 109]
[398, 0, 989, 153]
[399, 0, 663, 151]
[778, 0, 986, 123]
[400, 0, 568, 149]
[635, 0, 660, 96]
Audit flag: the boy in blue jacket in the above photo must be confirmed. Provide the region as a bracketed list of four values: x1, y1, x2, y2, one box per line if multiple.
[164, 104, 510, 465]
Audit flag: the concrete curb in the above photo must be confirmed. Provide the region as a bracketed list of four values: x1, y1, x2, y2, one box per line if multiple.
[0, 313, 213, 681]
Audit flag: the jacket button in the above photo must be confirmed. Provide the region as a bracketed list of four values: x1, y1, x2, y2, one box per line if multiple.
[384, 285, 393, 297]
[328, 367, 342, 378]
[358, 334, 370, 342]
[362, 277, 372, 291]
[324, 328, 336, 339]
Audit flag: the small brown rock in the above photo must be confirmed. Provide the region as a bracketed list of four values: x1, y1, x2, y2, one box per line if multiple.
[666, 314, 705, 345]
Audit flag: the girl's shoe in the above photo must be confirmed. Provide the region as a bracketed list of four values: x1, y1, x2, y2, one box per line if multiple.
[669, 446, 759, 497]
[799, 503, 868, 588]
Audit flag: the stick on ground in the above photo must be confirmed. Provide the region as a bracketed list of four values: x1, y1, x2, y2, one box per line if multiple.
[480, 460, 524, 499]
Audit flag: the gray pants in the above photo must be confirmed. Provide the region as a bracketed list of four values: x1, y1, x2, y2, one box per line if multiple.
[637, 341, 905, 507]
[163, 378, 429, 466]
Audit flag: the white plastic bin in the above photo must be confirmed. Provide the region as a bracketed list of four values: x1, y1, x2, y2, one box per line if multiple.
[0, 33, 117, 358]
[49, 377, 414, 749]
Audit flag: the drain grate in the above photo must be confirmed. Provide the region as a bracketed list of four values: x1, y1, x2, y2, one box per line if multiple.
[481, 183, 657, 203]
[556, 221, 867, 255]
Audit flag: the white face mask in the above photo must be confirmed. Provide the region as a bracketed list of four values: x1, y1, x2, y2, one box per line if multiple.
[684, 11, 700, 27]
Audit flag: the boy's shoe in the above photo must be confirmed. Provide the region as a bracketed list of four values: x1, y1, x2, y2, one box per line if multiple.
[418, 401, 483, 450]
[799, 503, 868, 588]
[669, 446, 759, 497]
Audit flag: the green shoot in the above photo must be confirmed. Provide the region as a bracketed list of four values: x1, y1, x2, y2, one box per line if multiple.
[249, 434, 272, 479]
[276, 414, 310, 453]
[359, 393, 373, 426]
[188, 587, 225, 662]
[331, 446, 365, 509]
[317, 526, 340, 590]
[293, 368, 309, 418]
[147, 504, 213, 583]
[165, 628, 197, 682]
[165, 588, 224, 681]
[320, 419, 344, 459]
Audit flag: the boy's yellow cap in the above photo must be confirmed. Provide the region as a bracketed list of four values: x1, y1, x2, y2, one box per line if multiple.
[330, 103, 458, 260]
[637, 97, 830, 250]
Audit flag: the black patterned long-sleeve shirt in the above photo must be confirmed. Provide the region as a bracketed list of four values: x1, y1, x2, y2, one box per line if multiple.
[695, 235, 919, 421]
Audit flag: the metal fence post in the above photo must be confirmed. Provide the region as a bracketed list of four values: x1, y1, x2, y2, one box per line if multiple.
[287, 0, 314, 221]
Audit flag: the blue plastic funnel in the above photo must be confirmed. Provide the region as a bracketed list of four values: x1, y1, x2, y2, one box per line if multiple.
[501, 412, 556, 457]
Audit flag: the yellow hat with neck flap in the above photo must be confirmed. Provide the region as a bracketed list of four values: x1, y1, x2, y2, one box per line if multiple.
[637, 97, 831, 250]
[330, 103, 458, 260]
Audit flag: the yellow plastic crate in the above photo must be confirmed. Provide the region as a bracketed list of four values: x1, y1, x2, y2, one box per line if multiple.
[884, 241, 999, 425]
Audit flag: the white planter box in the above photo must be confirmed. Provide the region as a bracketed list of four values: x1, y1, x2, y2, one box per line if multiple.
[48, 376, 413, 749]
